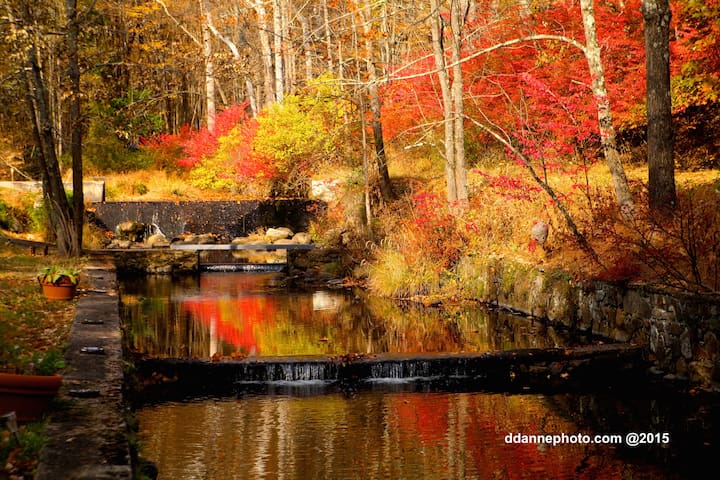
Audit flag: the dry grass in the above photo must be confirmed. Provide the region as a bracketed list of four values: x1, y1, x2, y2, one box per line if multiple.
[370, 146, 720, 296]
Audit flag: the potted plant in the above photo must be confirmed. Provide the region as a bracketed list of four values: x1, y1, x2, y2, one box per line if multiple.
[0, 349, 64, 422]
[37, 265, 81, 301]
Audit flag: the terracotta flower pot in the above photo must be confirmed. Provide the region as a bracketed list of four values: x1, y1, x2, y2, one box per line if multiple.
[39, 279, 77, 301]
[0, 373, 63, 422]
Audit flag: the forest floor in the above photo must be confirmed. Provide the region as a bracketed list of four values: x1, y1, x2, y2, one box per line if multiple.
[0, 240, 77, 477]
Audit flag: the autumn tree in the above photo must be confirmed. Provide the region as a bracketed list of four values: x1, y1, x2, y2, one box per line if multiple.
[356, 0, 394, 202]
[3, 0, 91, 256]
[643, 0, 676, 213]
[66, 0, 84, 252]
[429, 0, 470, 206]
[579, 0, 633, 209]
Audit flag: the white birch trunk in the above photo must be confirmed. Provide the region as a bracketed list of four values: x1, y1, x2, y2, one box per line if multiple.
[272, 0, 284, 101]
[251, 0, 275, 105]
[580, 0, 633, 207]
[200, 7, 216, 131]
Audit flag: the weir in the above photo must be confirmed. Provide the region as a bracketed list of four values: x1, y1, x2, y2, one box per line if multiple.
[130, 345, 646, 402]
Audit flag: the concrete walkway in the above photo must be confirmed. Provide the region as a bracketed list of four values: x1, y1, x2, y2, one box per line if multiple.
[36, 255, 133, 479]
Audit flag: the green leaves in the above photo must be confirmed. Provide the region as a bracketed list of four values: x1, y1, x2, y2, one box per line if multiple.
[37, 265, 81, 286]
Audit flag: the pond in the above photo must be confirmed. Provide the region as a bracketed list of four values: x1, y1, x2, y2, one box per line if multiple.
[121, 272, 718, 480]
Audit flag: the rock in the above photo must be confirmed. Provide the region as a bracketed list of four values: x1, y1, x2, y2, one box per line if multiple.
[146, 233, 170, 248]
[531, 220, 549, 246]
[273, 238, 298, 245]
[114, 240, 132, 249]
[292, 232, 312, 244]
[265, 227, 293, 242]
[196, 233, 218, 244]
[115, 221, 145, 242]
[180, 234, 199, 244]
[311, 179, 340, 202]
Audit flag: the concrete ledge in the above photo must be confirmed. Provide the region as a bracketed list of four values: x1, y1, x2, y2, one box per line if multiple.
[36, 257, 132, 479]
[131, 344, 648, 402]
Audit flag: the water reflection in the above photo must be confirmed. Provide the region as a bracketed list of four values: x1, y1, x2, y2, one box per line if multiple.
[120, 272, 582, 359]
[126, 272, 719, 479]
[138, 389, 703, 480]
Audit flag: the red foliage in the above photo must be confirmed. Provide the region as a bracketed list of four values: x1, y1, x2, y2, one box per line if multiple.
[407, 191, 465, 267]
[472, 170, 542, 201]
[178, 103, 251, 168]
[382, 1, 649, 163]
[142, 101, 279, 183]
[227, 117, 278, 181]
[143, 102, 251, 169]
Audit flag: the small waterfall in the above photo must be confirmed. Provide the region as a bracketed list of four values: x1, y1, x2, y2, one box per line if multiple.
[144, 222, 164, 240]
[198, 250, 287, 272]
[369, 360, 435, 380]
[235, 359, 340, 383]
[132, 345, 646, 401]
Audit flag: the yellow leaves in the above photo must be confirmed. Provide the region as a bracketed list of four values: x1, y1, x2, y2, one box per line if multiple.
[139, 40, 169, 52]
[125, 3, 162, 19]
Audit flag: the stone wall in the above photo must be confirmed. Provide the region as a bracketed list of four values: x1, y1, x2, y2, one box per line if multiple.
[0, 180, 105, 202]
[455, 255, 720, 390]
[90, 200, 325, 240]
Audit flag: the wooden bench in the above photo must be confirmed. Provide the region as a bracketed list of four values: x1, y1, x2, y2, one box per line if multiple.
[0, 235, 52, 255]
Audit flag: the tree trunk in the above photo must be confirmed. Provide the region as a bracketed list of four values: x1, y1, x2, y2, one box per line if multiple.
[360, 0, 394, 202]
[252, 0, 275, 105]
[430, 0, 455, 202]
[199, 2, 216, 131]
[643, 0, 676, 212]
[297, 9, 314, 81]
[322, 0, 334, 74]
[272, 0, 284, 102]
[66, 0, 83, 255]
[24, 38, 75, 256]
[245, 77, 258, 116]
[450, 0, 469, 205]
[430, 0, 462, 203]
[580, 0, 634, 208]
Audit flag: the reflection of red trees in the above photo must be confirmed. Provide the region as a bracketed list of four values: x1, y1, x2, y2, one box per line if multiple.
[182, 297, 276, 354]
[393, 394, 450, 446]
[389, 394, 624, 479]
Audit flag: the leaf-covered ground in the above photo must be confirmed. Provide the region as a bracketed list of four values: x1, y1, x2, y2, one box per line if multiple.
[0, 240, 77, 477]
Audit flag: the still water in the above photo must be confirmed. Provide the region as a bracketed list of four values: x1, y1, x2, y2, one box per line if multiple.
[121, 272, 718, 480]
[120, 272, 583, 359]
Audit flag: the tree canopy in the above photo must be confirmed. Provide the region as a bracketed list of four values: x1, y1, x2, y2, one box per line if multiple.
[1, 0, 718, 217]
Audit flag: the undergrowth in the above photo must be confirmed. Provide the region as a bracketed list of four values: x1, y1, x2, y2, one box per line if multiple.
[364, 154, 720, 298]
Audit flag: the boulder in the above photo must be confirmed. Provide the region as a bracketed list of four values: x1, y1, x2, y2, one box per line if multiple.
[292, 232, 312, 245]
[273, 238, 297, 245]
[146, 233, 170, 248]
[196, 233, 218, 244]
[115, 221, 145, 242]
[265, 227, 293, 242]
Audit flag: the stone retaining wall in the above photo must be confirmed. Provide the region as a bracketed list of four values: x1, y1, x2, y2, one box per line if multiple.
[455, 255, 720, 389]
[36, 255, 133, 479]
[90, 200, 324, 240]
